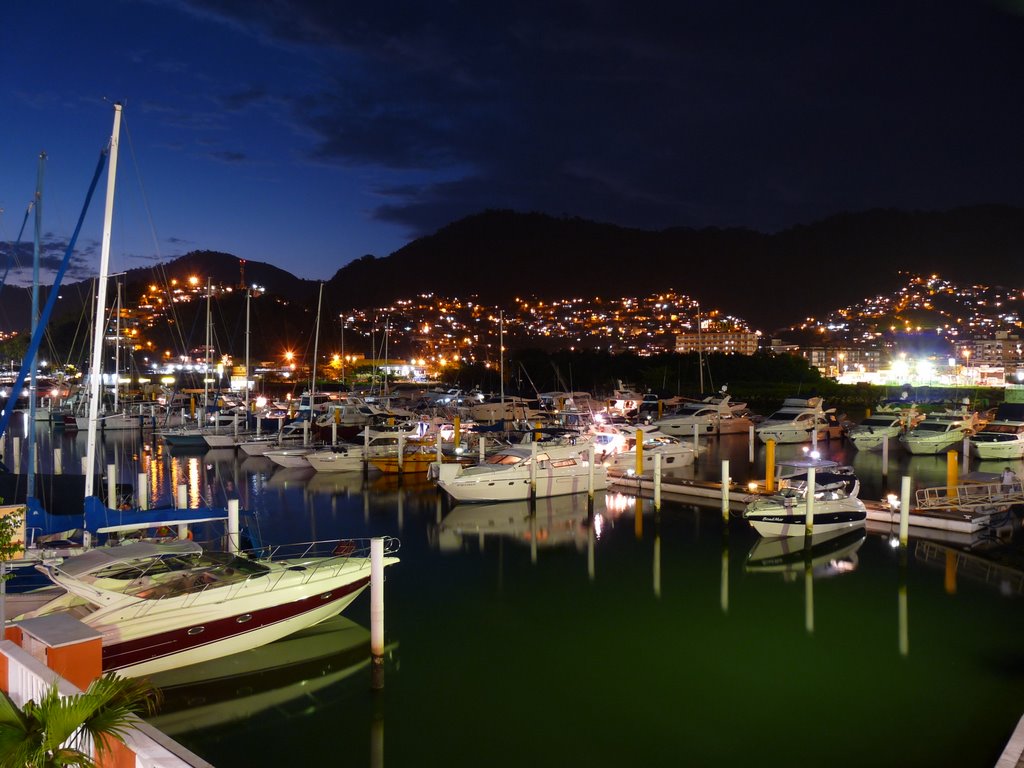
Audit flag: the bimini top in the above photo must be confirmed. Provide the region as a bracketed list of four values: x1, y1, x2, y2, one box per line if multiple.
[54, 541, 203, 578]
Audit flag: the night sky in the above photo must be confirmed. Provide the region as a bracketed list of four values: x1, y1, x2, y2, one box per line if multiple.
[4, 1, 1024, 287]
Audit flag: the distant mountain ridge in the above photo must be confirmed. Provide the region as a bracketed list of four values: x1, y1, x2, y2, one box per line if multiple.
[2, 205, 1022, 335]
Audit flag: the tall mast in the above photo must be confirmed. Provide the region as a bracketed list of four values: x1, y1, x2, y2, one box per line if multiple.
[204, 278, 211, 425]
[696, 301, 704, 395]
[243, 283, 250, 415]
[383, 316, 389, 397]
[27, 152, 44, 501]
[84, 103, 122, 500]
[311, 282, 323, 404]
[499, 309, 504, 407]
[113, 280, 121, 411]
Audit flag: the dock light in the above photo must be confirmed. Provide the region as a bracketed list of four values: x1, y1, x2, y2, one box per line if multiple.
[889, 536, 901, 549]
[887, 493, 900, 511]
[748, 481, 758, 493]
[802, 446, 809, 455]
[255, 396, 267, 408]
[809, 450, 820, 460]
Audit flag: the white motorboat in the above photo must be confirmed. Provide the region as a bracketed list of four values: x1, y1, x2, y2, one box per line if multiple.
[847, 407, 920, 451]
[306, 443, 373, 473]
[13, 537, 399, 678]
[650, 394, 753, 436]
[591, 424, 696, 472]
[435, 439, 607, 503]
[755, 397, 843, 445]
[969, 420, 1024, 460]
[743, 458, 866, 538]
[899, 413, 976, 455]
[265, 446, 318, 468]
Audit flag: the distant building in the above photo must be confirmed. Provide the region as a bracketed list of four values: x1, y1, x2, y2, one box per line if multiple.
[956, 332, 1023, 370]
[675, 331, 759, 355]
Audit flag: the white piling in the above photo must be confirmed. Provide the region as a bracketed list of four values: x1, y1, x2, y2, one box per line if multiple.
[721, 459, 730, 523]
[227, 498, 240, 553]
[899, 475, 912, 547]
[692, 423, 699, 456]
[107, 464, 117, 509]
[748, 424, 755, 464]
[177, 483, 188, 509]
[529, 440, 538, 499]
[81, 456, 89, 476]
[882, 438, 889, 477]
[479, 435, 485, 463]
[12, 437, 20, 474]
[898, 579, 909, 657]
[53, 447, 62, 475]
[435, 432, 443, 463]
[804, 466, 816, 537]
[588, 444, 596, 501]
[961, 436, 969, 475]
[331, 421, 337, 446]
[303, 420, 310, 446]
[137, 473, 149, 510]
[256, 416, 262, 438]
[397, 433, 405, 472]
[812, 425, 818, 452]
[654, 454, 662, 512]
[370, 537, 385, 656]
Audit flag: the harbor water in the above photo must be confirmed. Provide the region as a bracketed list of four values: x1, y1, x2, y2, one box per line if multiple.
[6, 424, 1024, 767]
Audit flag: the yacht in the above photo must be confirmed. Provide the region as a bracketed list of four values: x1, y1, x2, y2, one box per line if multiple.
[590, 424, 696, 472]
[847, 408, 920, 451]
[968, 404, 1024, 460]
[12, 537, 399, 678]
[650, 394, 753, 436]
[743, 458, 867, 538]
[899, 412, 976, 455]
[435, 439, 607, 503]
[756, 397, 843, 445]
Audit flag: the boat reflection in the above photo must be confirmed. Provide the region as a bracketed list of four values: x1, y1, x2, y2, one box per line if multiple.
[745, 528, 865, 579]
[435, 493, 602, 552]
[146, 616, 395, 738]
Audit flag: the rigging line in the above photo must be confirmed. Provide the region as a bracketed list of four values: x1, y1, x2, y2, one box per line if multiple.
[0, 201, 33, 296]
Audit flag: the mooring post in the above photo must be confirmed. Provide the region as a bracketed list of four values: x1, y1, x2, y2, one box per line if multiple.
[479, 435, 485, 464]
[946, 450, 958, 489]
[961, 436, 969, 476]
[635, 429, 644, 476]
[803, 466, 816, 538]
[899, 475, 912, 547]
[370, 537, 385, 690]
[529, 441, 538, 502]
[765, 439, 776, 492]
[364, 427, 371, 477]
[882, 437, 889, 477]
[720, 534, 729, 614]
[12, 437, 20, 474]
[805, 551, 815, 635]
[107, 463, 117, 509]
[303, 419, 309, 446]
[81, 456, 88, 476]
[137, 473, 148, 510]
[331, 421, 338, 447]
[227, 498, 240, 553]
[587, 444, 596, 513]
[721, 459, 730, 524]
[177, 484, 189, 540]
[397, 433, 405, 473]
[692, 423, 699, 458]
[748, 424, 755, 464]
[654, 453, 662, 513]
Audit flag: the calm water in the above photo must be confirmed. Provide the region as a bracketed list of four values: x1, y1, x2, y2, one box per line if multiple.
[8, 425, 1024, 768]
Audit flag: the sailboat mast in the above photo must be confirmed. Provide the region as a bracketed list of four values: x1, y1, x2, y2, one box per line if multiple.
[499, 309, 504, 407]
[27, 152, 44, 499]
[84, 103, 122, 500]
[696, 300, 704, 395]
[113, 280, 121, 411]
[204, 278, 211, 425]
[311, 282, 323, 404]
[243, 283, 250, 415]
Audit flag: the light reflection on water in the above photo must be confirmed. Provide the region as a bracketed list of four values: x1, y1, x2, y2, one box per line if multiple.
[6, 427, 1024, 767]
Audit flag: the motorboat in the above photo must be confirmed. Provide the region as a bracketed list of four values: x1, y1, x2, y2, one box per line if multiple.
[12, 537, 399, 678]
[847, 407, 920, 451]
[590, 424, 696, 473]
[237, 421, 310, 456]
[899, 412, 976, 455]
[743, 458, 866, 538]
[968, 403, 1024, 460]
[756, 396, 844, 445]
[265, 446, 319, 468]
[649, 394, 754, 436]
[435, 438, 607, 503]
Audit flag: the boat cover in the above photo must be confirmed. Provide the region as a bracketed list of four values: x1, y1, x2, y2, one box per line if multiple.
[55, 540, 203, 578]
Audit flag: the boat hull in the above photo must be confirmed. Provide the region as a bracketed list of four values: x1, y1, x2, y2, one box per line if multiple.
[745, 511, 866, 538]
[969, 439, 1024, 460]
[439, 466, 609, 503]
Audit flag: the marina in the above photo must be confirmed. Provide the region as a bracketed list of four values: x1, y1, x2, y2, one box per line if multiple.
[1, 422, 1021, 767]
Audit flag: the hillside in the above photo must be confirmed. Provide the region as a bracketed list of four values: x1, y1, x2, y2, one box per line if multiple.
[3, 206, 1022, 338]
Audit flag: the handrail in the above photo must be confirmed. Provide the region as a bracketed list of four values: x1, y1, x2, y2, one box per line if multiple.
[915, 481, 1024, 510]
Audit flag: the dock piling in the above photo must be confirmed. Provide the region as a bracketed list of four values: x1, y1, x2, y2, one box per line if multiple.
[587, 444, 596, 511]
[961, 436, 969, 475]
[370, 537, 385, 690]
[635, 429, 644, 476]
[720, 459, 729, 523]
[946, 451, 958, 488]
[653, 454, 662, 513]
[227, 498, 239, 553]
[137, 473, 148, 510]
[748, 424, 755, 464]
[12, 437, 20, 474]
[479, 436, 485, 464]
[397, 434, 405, 473]
[107, 463, 117, 510]
[803, 466, 816, 538]
[765, 439, 776, 493]
[899, 475, 911, 547]
[882, 438, 889, 477]
[53, 447, 61, 475]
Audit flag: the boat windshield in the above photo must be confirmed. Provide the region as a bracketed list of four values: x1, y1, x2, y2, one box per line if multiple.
[980, 423, 1024, 434]
[912, 422, 954, 433]
[85, 552, 271, 599]
[485, 452, 525, 465]
[860, 417, 897, 428]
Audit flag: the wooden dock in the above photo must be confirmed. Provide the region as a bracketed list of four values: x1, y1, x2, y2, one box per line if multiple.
[608, 472, 1014, 534]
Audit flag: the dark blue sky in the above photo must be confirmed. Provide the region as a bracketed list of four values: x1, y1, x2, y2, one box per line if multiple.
[4, 1, 1024, 286]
